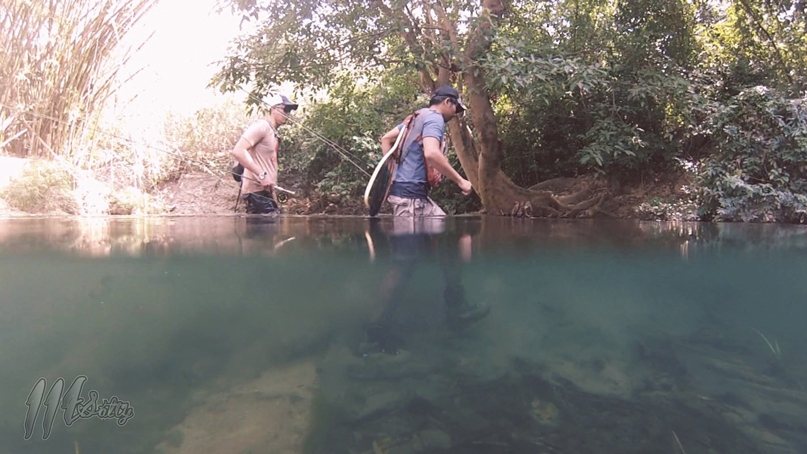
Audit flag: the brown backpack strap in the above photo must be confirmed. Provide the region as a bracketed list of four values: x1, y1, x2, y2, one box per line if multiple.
[394, 112, 420, 163]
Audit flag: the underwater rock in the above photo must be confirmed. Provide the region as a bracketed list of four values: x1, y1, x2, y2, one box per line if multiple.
[412, 429, 451, 451]
[530, 399, 560, 426]
[153, 360, 316, 454]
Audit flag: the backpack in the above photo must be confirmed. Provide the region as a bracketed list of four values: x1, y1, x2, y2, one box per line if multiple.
[395, 110, 448, 188]
[232, 162, 244, 182]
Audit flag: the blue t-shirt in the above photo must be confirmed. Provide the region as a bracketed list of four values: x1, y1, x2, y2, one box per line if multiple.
[389, 109, 445, 199]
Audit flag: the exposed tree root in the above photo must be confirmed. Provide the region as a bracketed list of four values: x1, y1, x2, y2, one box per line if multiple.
[529, 177, 579, 192]
[448, 116, 617, 219]
[485, 172, 616, 219]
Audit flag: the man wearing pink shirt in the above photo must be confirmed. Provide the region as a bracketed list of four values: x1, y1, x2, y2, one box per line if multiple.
[230, 94, 298, 214]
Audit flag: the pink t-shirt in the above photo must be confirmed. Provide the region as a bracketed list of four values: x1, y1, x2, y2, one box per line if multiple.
[240, 119, 278, 194]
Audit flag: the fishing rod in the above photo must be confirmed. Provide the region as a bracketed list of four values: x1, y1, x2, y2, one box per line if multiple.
[226, 89, 378, 210]
[2, 87, 378, 180]
[2, 102, 300, 219]
[1, 87, 388, 218]
[238, 89, 374, 178]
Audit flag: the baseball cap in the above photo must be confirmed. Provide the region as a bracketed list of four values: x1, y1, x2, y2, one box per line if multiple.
[264, 94, 298, 111]
[431, 85, 467, 113]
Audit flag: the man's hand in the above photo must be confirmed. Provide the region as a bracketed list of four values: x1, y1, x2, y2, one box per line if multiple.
[458, 178, 472, 195]
[423, 137, 474, 194]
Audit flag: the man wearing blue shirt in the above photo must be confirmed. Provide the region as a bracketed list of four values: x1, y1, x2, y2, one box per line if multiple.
[378, 85, 473, 216]
[357, 86, 489, 357]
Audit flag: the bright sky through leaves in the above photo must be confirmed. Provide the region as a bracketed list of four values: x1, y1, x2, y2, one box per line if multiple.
[114, 0, 245, 115]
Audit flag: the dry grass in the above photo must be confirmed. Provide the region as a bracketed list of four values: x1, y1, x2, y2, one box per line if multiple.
[159, 99, 252, 183]
[0, 0, 251, 216]
[77, 97, 252, 193]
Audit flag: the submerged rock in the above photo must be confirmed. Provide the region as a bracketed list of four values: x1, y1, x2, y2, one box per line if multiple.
[412, 429, 451, 451]
[153, 360, 317, 454]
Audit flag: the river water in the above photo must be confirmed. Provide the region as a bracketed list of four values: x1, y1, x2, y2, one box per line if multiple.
[1, 215, 805, 454]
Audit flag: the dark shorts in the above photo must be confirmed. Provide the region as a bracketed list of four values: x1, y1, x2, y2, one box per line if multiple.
[244, 190, 281, 214]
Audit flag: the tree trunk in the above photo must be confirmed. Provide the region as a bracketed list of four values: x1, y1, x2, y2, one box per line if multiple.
[448, 103, 603, 217]
[439, 0, 606, 217]
[407, 0, 605, 217]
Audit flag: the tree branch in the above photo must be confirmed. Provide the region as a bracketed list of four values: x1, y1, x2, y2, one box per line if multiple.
[371, 0, 435, 89]
[434, 0, 463, 70]
[735, 0, 794, 85]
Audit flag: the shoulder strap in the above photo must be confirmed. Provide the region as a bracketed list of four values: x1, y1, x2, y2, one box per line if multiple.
[261, 118, 277, 137]
[395, 110, 424, 164]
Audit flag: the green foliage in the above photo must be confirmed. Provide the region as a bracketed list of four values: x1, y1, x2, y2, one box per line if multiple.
[481, 38, 694, 181]
[702, 1, 807, 94]
[614, 0, 701, 68]
[212, 0, 433, 102]
[278, 73, 423, 198]
[635, 197, 699, 221]
[692, 87, 807, 222]
[214, 0, 807, 221]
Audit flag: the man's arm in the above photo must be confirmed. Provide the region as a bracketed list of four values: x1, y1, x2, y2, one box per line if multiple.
[230, 121, 271, 185]
[379, 125, 402, 155]
[230, 137, 264, 177]
[421, 115, 472, 194]
[423, 137, 472, 195]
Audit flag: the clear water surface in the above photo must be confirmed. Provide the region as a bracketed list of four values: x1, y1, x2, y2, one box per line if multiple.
[1, 215, 805, 454]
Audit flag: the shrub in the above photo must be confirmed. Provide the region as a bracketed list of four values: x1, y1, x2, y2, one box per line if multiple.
[692, 87, 807, 223]
[1, 159, 79, 214]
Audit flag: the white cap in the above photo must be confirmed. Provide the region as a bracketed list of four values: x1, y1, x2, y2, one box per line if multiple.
[263, 94, 298, 110]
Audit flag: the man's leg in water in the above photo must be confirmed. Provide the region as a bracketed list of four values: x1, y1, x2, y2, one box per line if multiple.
[441, 235, 490, 329]
[372, 257, 418, 325]
[358, 255, 418, 354]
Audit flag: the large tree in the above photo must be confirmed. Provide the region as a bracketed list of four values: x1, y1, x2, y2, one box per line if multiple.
[212, 0, 604, 216]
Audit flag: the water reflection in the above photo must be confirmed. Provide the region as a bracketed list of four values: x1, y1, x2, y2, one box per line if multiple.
[4, 216, 807, 259]
[0, 216, 805, 454]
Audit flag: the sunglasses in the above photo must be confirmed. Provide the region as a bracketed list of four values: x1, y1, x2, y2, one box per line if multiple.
[448, 98, 465, 115]
[273, 105, 296, 114]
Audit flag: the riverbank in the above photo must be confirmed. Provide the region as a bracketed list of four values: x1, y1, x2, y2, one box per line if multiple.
[0, 155, 699, 220]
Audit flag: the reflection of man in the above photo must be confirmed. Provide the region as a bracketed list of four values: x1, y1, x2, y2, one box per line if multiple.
[358, 217, 490, 356]
[238, 216, 297, 256]
[230, 94, 298, 214]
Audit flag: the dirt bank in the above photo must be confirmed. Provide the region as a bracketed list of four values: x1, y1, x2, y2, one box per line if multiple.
[0, 154, 695, 219]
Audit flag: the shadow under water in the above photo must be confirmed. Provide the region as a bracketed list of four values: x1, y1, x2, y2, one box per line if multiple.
[0, 215, 805, 454]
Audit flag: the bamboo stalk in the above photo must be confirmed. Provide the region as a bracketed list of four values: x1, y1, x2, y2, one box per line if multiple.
[1, 0, 157, 158]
